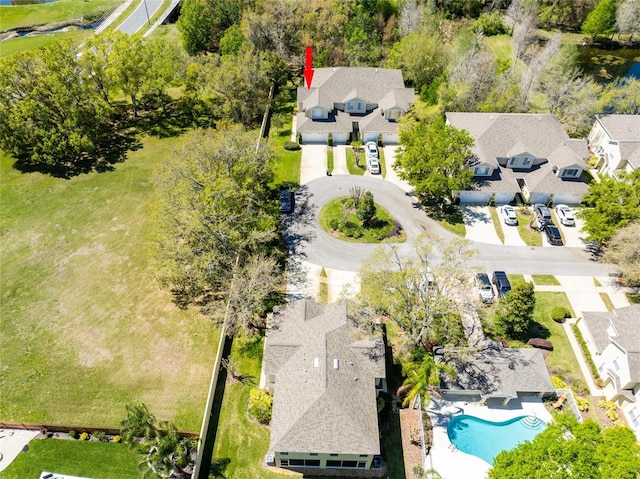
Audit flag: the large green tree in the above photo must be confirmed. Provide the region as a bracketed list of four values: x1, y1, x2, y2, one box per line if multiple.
[400, 348, 456, 407]
[0, 40, 112, 173]
[151, 127, 282, 334]
[582, 0, 617, 38]
[177, 0, 214, 55]
[579, 170, 640, 243]
[394, 115, 474, 203]
[494, 281, 535, 338]
[356, 234, 475, 349]
[489, 414, 640, 479]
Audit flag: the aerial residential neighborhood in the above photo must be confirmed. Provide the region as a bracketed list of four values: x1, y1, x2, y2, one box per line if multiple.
[1, 1, 639, 479]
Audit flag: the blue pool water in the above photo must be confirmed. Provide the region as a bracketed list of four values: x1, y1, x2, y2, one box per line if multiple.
[447, 414, 547, 465]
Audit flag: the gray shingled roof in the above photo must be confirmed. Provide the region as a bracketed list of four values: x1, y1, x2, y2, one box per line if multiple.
[435, 341, 554, 399]
[296, 67, 414, 135]
[582, 305, 640, 382]
[596, 114, 640, 142]
[265, 300, 385, 455]
[445, 112, 587, 169]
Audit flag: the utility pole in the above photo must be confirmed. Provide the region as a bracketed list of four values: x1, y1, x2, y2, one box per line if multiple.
[143, 0, 150, 25]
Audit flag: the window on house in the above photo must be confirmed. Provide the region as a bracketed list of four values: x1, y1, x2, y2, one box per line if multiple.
[281, 452, 289, 456]
[613, 357, 620, 371]
[523, 157, 532, 166]
[305, 460, 320, 467]
[357, 102, 365, 111]
[280, 459, 289, 466]
[562, 168, 580, 177]
[630, 407, 639, 428]
[289, 459, 304, 466]
[346, 102, 354, 111]
[359, 454, 368, 457]
[327, 460, 341, 467]
[357, 462, 367, 468]
[474, 166, 490, 176]
[509, 157, 518, 166]
[310, 453, 318, 457]
[311, 109, 323, 119]
[342, 461, 358, 468]
[329, 453, 339, 457]
[598, 363, 604, 373]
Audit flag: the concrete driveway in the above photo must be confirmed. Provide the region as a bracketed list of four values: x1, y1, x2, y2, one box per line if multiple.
[332, 145, 348, 175]
[556, 209, 587, 248]
[497, 207, 526, 246]
[461, 206, 502, 245]
[300, 145, 327, 185]
[383, 146, 412, 192]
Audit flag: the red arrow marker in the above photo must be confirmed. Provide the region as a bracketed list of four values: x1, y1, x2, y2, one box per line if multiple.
[303, 46, 314, 90]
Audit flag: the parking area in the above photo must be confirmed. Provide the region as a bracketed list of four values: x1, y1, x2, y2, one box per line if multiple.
[556, 212, 587, 248]
[461, 206, 502, 245]
[497, 207, 526, 246]
[382, 146, 412, 192]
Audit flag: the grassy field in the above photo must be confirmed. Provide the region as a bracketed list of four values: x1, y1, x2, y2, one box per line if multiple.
[0, 439, 141, 479]
[531, 275, 560, 286]
[346, 148, 367, 175]
[0, 0, 120, 31]
[268, 123, 301, 187]
[0, 29, 91, 58]
[0, 136, 220, 431]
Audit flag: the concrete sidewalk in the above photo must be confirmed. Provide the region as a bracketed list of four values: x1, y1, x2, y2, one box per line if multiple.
[0, 428, 40, 472]
[300, 145, 327, 185]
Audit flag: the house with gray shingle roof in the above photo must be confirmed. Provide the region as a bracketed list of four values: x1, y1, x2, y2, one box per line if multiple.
[434, 340, 555, 405]
[577, 305, 640, 439]
[587, 114, 640, 179]
[295, 67, 415, 145]
[261, 300, 386, 474]
[445, 113, 591, 205]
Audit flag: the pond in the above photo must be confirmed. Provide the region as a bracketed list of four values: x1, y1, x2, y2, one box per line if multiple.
[578, 45, 640, 82]
[0, 0, 58, 4]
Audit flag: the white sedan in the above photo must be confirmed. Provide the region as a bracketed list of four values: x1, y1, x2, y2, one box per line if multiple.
[555, 204, 575, 226]
[499, 205, 518, 226]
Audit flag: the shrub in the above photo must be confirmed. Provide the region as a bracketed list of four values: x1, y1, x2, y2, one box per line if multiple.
[572, 324, 601, 381]
[328, 218, 340, 231]
[474, 12, 507, 35]
[576, 396, 589, 412]
[93, 431, 106, 441]
[551, 306, 571, 322]
[283, 141, 301, 151]
[112, 435, 121, 443]
[79, 432, 89, 441]
[551, 376, 569, 389]
[68, 430, 77, 439]
[412, 464, 424, 477]
[249, 389, 273, 425]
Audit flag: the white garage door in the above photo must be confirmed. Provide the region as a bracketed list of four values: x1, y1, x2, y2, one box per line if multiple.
[552, 193, 583, 206]
[494, 192, 516, 205]
[382, 133, 399, 144]
[332, 133, 348, 145]
[362, 132, 379, 143]
[301, 132, 328, 144]
[458, 191, 492, 204]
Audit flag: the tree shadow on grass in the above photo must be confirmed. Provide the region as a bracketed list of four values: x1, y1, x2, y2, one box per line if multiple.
[208, 458, 231, 479]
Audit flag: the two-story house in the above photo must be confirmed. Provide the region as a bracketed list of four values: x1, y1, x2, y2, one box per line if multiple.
[446, 113, 590, 205]
[577, 305, 640, 440]
[261, 300, 386, 475]
[295, 67, 415, 145]
[587, 114, 640, 179]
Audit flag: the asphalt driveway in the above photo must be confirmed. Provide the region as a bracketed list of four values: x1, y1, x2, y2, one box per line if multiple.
[461, 206, 502, 245]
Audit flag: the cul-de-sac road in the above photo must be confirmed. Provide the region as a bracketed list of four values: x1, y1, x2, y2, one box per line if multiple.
[282, 175, 611, 277]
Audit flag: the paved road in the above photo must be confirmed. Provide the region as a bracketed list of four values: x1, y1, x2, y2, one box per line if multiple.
[283, 176, 611, 277]
[116, 0, 164, 35]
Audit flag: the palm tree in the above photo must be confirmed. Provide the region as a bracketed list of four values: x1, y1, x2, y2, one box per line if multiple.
[401, 350, 456, 407]
[120, 402, 158, 447]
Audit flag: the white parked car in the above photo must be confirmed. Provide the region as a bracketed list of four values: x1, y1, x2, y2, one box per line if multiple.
[365, 141, 378, 159]
[368, 157, 381, 174]
[499, 205, 518, 226]
[554, 204, 575, 226]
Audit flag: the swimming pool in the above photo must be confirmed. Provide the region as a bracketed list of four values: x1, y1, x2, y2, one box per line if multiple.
[447, 414, 546, 464]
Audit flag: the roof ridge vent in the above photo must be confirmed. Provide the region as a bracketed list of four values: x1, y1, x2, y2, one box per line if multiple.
[333, 358, 339, 370]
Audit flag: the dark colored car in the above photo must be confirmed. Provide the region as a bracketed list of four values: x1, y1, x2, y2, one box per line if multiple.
[544, 224, 563, 245]
[279, 187, 294, 213]
[491, 271, 512, 298]
[533, 204, 553, 225]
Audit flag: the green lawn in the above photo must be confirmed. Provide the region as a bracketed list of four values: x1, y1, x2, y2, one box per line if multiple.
[0, 439, 141, 479]
[0, 29, 91, 58]
[318, 197, 405, 243]
[531, 275, 560, 286]
[346, 148, 366, 175]
[628, 293, 640, 304]
[269, 126, 300, 186]
[429, 205, 466, 237]
[515, 210, 542, 247]
[489, 206, 504, 243]
[379, 147, 387, 178]
[327, 148, 334, 174]
[485, 34, 512, 65]
[211, 335, 288, 479]
[0, 0, 120, 31]
[0, 137, 219, 431]
[599, 292, 614, 311]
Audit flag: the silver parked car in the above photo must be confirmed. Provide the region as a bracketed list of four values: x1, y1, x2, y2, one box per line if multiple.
[475, 273, 494, 303]
[554, 204, 575, 226]
[499, 205, 518, 226]
[365, 141, 378, 159]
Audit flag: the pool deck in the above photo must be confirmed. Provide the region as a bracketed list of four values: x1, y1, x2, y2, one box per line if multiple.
[424, 395, 553, 479]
